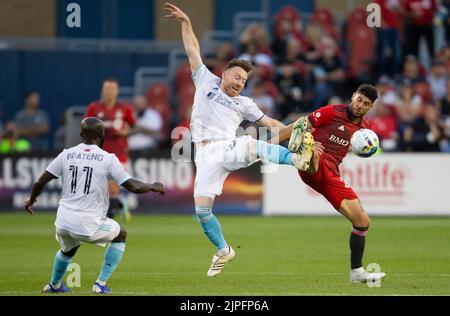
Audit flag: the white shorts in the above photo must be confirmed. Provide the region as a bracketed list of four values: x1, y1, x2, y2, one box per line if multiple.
[55, 218, 121, 252]
[194, 135, 258, 198]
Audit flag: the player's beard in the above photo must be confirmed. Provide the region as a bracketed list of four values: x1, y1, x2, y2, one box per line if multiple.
[349, 104, 362, 118]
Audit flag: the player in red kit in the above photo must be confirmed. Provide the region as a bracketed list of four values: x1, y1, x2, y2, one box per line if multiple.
[273, 84, 386, 283]
[85, 79, 136, 222]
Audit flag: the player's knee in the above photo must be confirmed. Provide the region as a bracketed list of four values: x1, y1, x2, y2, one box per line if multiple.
[355, 215, 370, 229]
[112, 229, 127, 242]
[62, 245, 80, 257]
[195, 206, 213, 223]
[364, 216, 371, 228]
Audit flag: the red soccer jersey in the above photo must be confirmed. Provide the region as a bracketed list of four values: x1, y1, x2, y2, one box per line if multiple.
[376, 0, 401, 29]
[85, 101, 136, 163]
[308, 104, 371, 175]
[402, 0, 437, 26]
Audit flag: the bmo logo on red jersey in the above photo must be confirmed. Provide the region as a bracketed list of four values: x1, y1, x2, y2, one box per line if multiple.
[329, 134, 349, 147]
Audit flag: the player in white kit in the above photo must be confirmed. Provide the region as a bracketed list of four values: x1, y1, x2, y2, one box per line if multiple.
[25, 117, 164, 294]
[165, 3, 315, 277]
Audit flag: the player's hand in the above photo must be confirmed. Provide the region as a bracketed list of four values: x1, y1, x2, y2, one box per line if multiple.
[164, 2, 189, 22]
[24, 198, 36, 215]
[151, 182, 165, 195]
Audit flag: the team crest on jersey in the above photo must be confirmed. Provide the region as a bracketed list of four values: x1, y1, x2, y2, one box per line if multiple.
[207, 92, 216, 99]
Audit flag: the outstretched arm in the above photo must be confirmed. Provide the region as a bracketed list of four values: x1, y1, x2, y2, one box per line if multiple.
[257, 115, 286, 130]
[25, 171, 57, 215]
[270, 123, 294, 145]
[164, 2, 202, 74]
[122, 179, 165, 195]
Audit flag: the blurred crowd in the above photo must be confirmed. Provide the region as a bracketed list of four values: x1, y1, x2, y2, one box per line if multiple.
[3, 0, 450, 154]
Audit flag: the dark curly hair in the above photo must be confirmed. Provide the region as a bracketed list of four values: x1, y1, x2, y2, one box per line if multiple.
[356, 84, 378, 104]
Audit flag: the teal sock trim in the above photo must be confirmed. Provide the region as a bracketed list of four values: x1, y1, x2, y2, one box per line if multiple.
[98, 242, 125, 282]
[50, 250, 72, 285]
[256, 141, 293, 165]
[195, 207, 227, 250]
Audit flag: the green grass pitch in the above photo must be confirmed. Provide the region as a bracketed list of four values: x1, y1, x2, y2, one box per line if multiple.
[0, 213, 449, 296]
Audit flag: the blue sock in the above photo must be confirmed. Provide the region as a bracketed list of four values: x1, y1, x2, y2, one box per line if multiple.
[196, 206, 227, 250]
[256, 140, 293, 165]
[50, 250, 72, 285]
[98, 242, 125, 283]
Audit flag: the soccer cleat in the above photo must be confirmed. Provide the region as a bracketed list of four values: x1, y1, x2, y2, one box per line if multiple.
[288, 117, 308, 152]
[350, 267, 386, 284]
[41, 283, 70, 293]
[291, 132, 315, 171]
[92, 282, 112, 294]
[207, 246, 236, 277]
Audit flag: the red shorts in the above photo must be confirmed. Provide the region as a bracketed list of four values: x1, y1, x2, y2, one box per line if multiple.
[299, 159, 358, 210]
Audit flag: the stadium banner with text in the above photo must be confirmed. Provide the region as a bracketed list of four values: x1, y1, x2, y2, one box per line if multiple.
[264, 154, 450, 216]
[0, 153, 262, 215]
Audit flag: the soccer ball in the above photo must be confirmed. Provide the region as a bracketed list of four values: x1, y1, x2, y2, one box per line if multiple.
[350, 129, 379, 158]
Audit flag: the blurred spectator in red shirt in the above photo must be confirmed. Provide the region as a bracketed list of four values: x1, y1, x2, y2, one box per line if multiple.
[375, 0, 402, 77]
[401, 0, 437, 60]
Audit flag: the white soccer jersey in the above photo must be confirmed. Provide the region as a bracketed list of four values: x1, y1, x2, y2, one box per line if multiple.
[46, 143, 131, 236]
[190, 64, 264, 143]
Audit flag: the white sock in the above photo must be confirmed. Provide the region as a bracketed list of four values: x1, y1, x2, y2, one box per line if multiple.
[218, 245, 230, 257]
[352, 267, 365, 273]
[96, 279, 106, 286]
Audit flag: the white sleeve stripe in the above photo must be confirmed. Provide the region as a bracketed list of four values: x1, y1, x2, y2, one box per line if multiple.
[119, 176, 132, 186]
[253, 114, 265, 123]
[191, 64, 204, 81]
[45, 169, 59, 178]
